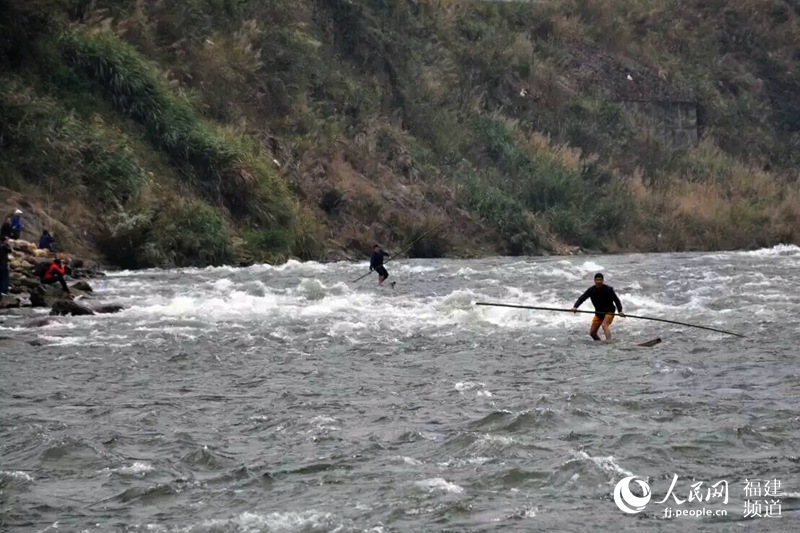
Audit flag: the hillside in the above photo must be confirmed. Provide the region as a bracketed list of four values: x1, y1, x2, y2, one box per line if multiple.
[1, 0, 799, 267]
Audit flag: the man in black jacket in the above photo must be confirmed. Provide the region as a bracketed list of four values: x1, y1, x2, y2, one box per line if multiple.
[369, 244, 393, 287]
[0, 218, 12, 240]
[571, 272, 625, 341]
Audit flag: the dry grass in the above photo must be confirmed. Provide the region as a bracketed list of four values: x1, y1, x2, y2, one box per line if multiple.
[623, 147, 800, 251]
[4, 0, 799, 263]
[550, 15, 587, 45]
[527, 131, 589, 172]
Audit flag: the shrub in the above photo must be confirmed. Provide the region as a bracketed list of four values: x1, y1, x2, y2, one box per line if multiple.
[242, 226, 293, 257]
[100, 210, 154, 269]
[60, 31, 297, 232]
[403, 223, 448, 258]
[319, 187, 345, 214]
[0, 78, 146, 205]
[152, 200, 232, 266]
[101, 200, 231, 268]
[290, 210, 326, 261]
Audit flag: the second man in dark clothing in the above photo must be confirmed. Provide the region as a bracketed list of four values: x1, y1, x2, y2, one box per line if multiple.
[369, 244, 394, 288]
[38, 230, 56, 252]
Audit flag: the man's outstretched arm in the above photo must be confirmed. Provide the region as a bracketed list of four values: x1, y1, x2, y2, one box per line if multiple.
[572, 288, 591, 310]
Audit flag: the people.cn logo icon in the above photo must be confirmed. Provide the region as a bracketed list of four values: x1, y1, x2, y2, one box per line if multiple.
[614, 476, 652, 514]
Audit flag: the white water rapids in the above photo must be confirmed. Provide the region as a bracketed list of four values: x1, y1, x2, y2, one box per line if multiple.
[1, 246, 799, 531]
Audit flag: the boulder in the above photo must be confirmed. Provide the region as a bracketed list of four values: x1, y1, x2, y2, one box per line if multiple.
[9, 240, 36, 254]
[27, 317, 55, 327]
[94, 304, 124, 314]
[71, 281, 93, 293]
[2, 237, 108, 312]
[71, 265, 105, 279]
[10, 272, 41, 289]
[50, 300, 95, 316]
[0, 336, 27, 349]
[30, 285, 72, 308]
[9, 259, 28, 272]
[0, 295, 21, 309]
[18, 277, 42, 289]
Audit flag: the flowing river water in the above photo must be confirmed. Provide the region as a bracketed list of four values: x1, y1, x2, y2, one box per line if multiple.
[1, 246, 799, 532]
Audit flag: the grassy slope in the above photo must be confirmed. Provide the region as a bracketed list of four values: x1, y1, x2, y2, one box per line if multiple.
[1, 0, 798, 267]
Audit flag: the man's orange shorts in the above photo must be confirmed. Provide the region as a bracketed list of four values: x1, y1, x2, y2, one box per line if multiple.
[591, 314, 614, 327]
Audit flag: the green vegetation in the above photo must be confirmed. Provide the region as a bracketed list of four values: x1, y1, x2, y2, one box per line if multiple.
[60, 31, 295, 225]
[1, 0, 309, 267]
[0, 78, 146, 206]
[1, 0, 798, 266]
[102, 200, 231, 268]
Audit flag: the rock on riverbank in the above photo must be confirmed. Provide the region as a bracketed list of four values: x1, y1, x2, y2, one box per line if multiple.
[0, 239, 118, 315]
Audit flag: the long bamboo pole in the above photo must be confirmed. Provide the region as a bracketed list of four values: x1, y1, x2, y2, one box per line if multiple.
[474, 302, 745, 338]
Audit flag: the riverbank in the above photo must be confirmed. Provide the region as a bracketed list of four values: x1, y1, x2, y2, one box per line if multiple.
[0, 238, 113, 315]
[4, 2, 800, 269]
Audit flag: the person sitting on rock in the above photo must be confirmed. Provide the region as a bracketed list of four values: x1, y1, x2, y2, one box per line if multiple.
[38, 230, 56, 252]
[41, 258, 70, 293]
[0, 236, 11, 296]
[10, 209, 23, 239]
[0, 218, 12, 240]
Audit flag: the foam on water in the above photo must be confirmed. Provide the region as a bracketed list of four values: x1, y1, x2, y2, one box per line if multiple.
[177, 511, 341, 533]
[3, 251, 795, 532]
[455, 381, 485, 392]
[742, 244, 800, 257]
[536, 267, 581, 281]
[392, 456, 424, 466]
[89, 255, 744, 342]
[415, 477, 466, 494]
[0, 470, 34, 482]
[437, 457, 492, 468]
[38, 335, 87, 346]
[576, 260, 606, 273]
[572, 450, 636, 478]
[101, 462, 154, 477]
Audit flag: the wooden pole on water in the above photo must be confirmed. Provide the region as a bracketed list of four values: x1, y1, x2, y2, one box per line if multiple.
[474, 302, 746, 338]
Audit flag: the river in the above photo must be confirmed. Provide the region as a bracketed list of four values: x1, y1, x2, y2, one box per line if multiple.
[1, 246, 799, 532]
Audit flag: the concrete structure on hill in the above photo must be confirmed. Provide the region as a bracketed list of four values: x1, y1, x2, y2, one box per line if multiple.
[581, 52, 699, 147]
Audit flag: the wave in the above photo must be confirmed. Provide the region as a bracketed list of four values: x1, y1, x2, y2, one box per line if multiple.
[415, 477, 465, 494]
[100, 462, 154, 477]
[0, 470, 34, 487]
[107, 259, 337, 278]
[166, 511, 355, 533]
[469, 409, 558, 432]
[742, 244, 800, 257]
[570, 450, 636, 478]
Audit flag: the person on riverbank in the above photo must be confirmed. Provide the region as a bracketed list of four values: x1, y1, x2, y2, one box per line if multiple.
[0, 236, 11, 296]
[41, 258, 69, 293]
[38, 230, 56, 252]
[0, 217, 12, 240]
[10, 209, 23, 239]
[369, 244, 394, 288]
[571, 272, 624, 341]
